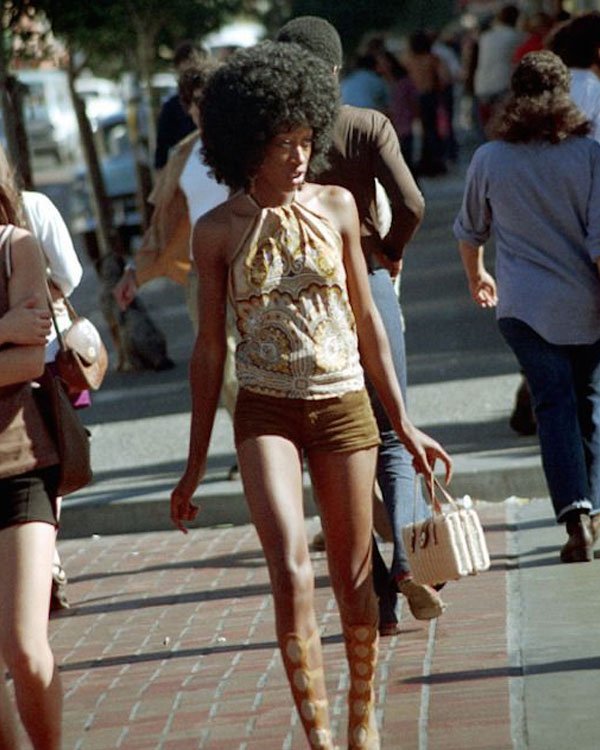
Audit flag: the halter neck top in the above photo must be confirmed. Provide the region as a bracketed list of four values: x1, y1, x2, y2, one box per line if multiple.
[228, 195, 364, 399]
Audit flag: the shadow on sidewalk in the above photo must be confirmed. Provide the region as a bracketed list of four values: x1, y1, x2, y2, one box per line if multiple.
[403, 655, 600, 685]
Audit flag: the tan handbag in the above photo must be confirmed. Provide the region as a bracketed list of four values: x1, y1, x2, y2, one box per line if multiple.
[34, 367, 93, 496]
[402, 477, 490, 587]
[47, 287, 108, 392]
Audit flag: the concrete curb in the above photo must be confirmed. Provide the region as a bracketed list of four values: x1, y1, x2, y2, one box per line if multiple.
[59, 460, 547, 539]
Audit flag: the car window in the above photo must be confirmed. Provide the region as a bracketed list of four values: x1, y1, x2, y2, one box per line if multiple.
[105, 123, 130, 157]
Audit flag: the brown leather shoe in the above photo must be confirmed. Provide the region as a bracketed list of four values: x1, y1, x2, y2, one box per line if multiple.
[591, 514, 600, 559]
[560, 514, 593, 563]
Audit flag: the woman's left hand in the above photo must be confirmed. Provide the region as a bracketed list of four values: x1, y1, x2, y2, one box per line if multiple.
[402, 424, 453, 483]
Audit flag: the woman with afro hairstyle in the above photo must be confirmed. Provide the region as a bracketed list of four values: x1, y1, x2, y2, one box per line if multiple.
[171, 41, 451, 750]
[455, 50, 600, 565]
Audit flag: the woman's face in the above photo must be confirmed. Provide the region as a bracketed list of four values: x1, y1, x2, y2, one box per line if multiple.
[255, 125, 313, 193]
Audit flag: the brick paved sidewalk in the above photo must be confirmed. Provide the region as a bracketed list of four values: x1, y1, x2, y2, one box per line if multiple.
[14, 503, 511, 749]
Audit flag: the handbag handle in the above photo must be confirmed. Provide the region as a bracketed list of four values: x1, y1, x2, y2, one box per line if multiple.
[431, 476, 460, 513]
[412, 473, 459, 523]
[44, 279, 68, 354]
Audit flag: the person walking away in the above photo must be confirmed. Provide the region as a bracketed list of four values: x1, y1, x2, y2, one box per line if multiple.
[513, 12, 554, 63]
[403, 30, 448, 176]
[375, 49, 419, 172]
[509, 11, 600, 436]
[474, 4, 522, 131]
[549, 12, 600, 143]
[341, 53, 389, 111]
[454, 50, 600, 564]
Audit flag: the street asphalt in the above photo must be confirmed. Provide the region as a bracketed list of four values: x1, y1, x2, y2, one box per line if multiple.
[23, 148, 599, 749]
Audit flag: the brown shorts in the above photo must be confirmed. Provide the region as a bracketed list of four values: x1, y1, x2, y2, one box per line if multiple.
[0, 465, 60, 530]
[234, 388, 380, 453]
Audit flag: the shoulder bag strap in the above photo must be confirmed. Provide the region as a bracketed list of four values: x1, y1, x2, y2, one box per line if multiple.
[44, 278, 68, 353]
[0, 224, 15, 277]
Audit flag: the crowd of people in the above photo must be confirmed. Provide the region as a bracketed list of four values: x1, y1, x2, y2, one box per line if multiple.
[2, 5, 600, 748]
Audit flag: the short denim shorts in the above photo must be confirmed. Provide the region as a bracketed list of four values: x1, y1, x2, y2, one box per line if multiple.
[234, 388, 380, 453]
[0, 465, 60, 530]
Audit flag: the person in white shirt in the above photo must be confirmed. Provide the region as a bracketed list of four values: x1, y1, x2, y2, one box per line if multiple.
[474, 4, 523, 129]
[22, 190, 83, 362]
[549, 12, 600, 142]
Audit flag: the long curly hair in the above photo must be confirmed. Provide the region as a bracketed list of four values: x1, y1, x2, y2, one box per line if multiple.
[200, 41, 339, 191]
[0, 144, 25, 226]
[488, 50, 590, 143]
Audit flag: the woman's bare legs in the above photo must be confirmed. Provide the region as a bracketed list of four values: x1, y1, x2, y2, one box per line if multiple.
[237, 435, 334, 748]
[309, 447, 380, 749]
[0, 522, 63, 750]
[308, 447, 378, 625]
[0, 656, 19, 749]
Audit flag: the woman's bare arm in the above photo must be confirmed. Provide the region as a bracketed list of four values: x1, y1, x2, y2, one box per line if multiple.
[0, 229, 48, 387]
[170, 211, 231, 532]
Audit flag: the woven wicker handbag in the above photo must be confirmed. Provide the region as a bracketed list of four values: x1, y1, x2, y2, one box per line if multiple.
[402, 477, 490, 587]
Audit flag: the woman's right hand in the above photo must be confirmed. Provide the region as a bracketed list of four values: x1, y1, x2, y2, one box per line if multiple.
[468, 270, 497, 309]
[170, 467, 204, 534]
[0, 297, 51, 346]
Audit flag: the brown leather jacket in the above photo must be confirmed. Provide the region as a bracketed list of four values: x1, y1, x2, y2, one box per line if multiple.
[135, 131, 198, 287]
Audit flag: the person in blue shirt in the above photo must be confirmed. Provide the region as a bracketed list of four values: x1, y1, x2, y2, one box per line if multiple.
[455, 50, 600, 564]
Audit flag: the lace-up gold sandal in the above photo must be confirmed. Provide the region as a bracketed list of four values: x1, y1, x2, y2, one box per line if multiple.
[281, 630, 336, 749]
[343, 624, 381, 749]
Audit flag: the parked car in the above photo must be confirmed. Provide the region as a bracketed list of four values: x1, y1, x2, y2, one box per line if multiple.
[16, 69, 80, 163]
[74, 75, 124, 128]
[70, 112, 142, 261]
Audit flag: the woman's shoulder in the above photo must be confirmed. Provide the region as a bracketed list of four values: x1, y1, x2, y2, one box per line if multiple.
[192, 191, 243, 243]
[171, 130, 200, 159]
[7, 224, 34, 243]
[468, 140, 514, 167]
[5, 226, 43, 272]
[297, 183, 357, 237]
[300, 182, 354, 209]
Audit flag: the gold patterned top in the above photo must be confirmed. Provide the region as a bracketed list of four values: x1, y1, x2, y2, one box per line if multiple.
[228, 195, 364, 399]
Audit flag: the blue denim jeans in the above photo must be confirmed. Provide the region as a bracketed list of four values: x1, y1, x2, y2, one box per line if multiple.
[366, 269, 430, 619]
[499, 317, 600, 522]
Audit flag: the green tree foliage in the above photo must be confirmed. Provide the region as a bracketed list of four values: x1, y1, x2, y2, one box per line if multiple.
[287, 0, 456, 57]
[37, 0, 245, 75]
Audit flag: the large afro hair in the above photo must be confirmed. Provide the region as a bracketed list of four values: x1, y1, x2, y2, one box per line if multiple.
[200, 41, 339, 191]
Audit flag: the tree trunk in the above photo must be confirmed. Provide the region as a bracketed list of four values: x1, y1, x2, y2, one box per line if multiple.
[67, 57, 173, 373]
[0, 26, 33, 189]
[129, 20, 158, 230]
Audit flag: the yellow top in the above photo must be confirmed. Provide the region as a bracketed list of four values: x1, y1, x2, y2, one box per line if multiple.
[228, 195, 364, 400]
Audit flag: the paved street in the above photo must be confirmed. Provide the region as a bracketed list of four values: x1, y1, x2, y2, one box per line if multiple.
[14, 149, 599, 749]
